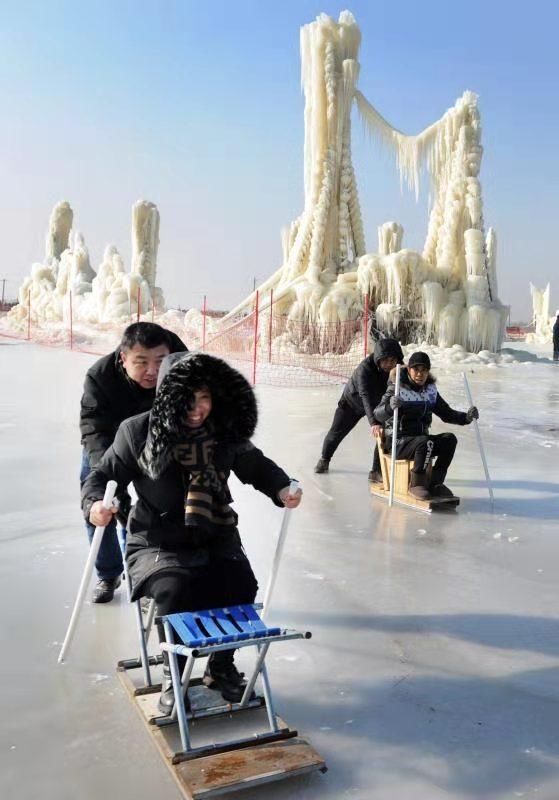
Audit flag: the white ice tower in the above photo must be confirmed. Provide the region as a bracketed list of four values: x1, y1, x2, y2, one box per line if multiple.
[9, 199, 166, 326]
[225, 11, 507, 353]
[527, 283, 554, 344]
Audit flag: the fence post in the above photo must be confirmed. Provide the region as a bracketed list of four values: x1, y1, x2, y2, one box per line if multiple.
[252, 290, 259, 386]
[69, 291, 73, 350]
[268, 288, 274, 363]
[27, 290, 31, 341]
[202, 295, 207, 350]
[363, 293, 369, 358]
[136, 285, 141, 322]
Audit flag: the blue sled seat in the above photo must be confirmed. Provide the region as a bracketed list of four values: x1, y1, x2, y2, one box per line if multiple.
[163, 604, 282, 649]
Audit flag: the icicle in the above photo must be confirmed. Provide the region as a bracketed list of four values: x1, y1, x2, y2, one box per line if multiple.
[422, 282, 445, 340]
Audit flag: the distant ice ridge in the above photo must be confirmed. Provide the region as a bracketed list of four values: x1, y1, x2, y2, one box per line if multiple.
[222, 11, 507, 355]
[8, 200, 165, 326]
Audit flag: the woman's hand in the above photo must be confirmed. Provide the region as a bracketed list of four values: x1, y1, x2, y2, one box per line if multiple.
[278, 486, 303, 509]
[89, 500, 118, 527]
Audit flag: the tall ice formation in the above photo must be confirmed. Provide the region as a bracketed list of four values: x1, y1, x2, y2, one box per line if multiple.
[9, 200, 165, 325]
[527, 283, 554, 344]
[224, 11, 507, 353]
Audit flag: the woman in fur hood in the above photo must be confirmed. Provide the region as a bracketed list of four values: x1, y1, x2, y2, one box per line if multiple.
[82, 352, 301, 713]
[374, 351, 479, 500]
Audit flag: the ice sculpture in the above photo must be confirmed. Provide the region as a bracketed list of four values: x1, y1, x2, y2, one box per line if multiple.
[9, 200, 166, 325]
[527, 283, 554, 344]
[224, 11, 507, 353]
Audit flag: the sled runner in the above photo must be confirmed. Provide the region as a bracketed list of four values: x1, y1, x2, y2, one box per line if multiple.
[117, 603, 326, 798]
[371, 434, 459, 513]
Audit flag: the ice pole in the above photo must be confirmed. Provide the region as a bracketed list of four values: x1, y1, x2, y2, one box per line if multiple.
[389, 365, 401, 507]
[262, 480, 300, 618]
[58, 481, 118, 664]
[463, 373, 494, 507]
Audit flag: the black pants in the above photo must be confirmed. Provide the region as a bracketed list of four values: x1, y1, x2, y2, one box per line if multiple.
[554, 349, 559, 362]
[321, 398, 380, 471]
[148, 559, 259, 667]
[396, 433, 457, 480]
[146, 558, 258, 617]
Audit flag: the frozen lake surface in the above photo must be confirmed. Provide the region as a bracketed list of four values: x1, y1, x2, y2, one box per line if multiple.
[1, 340, 559, 799]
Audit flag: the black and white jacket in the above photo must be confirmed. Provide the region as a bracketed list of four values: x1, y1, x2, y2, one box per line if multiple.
[375, 367, 469, 447]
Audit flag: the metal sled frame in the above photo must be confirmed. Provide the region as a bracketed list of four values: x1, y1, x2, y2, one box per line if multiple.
[371, 434, 459, 514]
[117, 603, 326, 798]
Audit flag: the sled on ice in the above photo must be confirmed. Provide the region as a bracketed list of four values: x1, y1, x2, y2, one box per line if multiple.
[117, 602, 326, 799]
[370, 434, 460, 513]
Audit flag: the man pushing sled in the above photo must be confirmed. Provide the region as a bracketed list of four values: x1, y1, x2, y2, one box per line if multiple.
[82, 351, 302, 714]
[374, 351, 479, 501]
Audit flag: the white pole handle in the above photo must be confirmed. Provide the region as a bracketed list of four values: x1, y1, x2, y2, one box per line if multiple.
[58, 481, 118, 664]
[463, 373, 494, 507]
[389, 365, 401, 507]
[262, 480, 300, 618]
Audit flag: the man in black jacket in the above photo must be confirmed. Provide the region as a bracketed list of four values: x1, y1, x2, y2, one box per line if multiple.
[553, 311, 559, 361]
[82, 352, 301, 713]
[374, 351, 478, 499]
[314, 338, 404, 480]
[80, 322, 187, 603]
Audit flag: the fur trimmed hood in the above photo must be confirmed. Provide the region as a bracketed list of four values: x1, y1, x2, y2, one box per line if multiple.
[140, 353, 257, 478]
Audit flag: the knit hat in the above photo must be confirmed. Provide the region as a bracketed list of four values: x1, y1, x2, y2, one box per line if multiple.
[408, 351, 431, 370]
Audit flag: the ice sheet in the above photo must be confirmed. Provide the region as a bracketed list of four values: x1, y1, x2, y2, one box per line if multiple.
[1, 341, 559, 799]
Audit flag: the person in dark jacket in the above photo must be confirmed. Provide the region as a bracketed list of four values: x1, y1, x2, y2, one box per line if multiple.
[82, 352, 301, 714]
[314, 338, 404, 480]
[553, 311, 559, 361]
[80, 322, 187, 603]
[374, 351, 478, 499]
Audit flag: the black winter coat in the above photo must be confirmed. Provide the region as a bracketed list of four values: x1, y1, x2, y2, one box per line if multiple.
[79, 332, 187, 467]
[341, 338, 404, 423]
[553, 318, 559, 348]
[375, 368, 469, 447]
[82, 351, 293, 598]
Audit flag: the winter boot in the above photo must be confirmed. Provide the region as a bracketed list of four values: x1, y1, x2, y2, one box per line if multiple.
[430, 468, 455, 498]
[158, 655, 190, 715]
[203, 651, 251, 703]
[368, 469, 383, 484]
[92, 576, 121, 604]
[408, 471, 431, 500]
[314, 458, 330, 474]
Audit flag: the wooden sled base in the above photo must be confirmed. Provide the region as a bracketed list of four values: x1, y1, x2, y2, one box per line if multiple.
[373, 433, 460, 513]
[370, 482, 459, 513]
[117, 660, 327, 799]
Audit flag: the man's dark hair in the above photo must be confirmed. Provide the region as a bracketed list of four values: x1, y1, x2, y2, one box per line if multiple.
[120, 322, 173, 352]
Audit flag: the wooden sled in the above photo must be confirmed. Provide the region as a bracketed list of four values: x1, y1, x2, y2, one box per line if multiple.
[117, 604, 326, 798]
[371, 434, 460, 513]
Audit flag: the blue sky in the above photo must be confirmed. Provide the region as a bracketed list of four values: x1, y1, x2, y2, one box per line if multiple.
[1, 0, 557, 318]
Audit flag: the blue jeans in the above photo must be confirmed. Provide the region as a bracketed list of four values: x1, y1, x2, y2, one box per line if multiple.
[80, 450, 125, 581]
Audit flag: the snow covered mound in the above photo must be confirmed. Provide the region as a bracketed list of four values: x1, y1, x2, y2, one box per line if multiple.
[401, 341, 556, 371]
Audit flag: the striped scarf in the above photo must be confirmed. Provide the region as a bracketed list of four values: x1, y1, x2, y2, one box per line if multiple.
[173, 425, 237, 538]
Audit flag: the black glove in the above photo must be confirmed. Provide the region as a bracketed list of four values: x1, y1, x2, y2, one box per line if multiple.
[115, 490, 132, 526]
[389, 396, 404, 410]
[466, 406, 479, 423]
